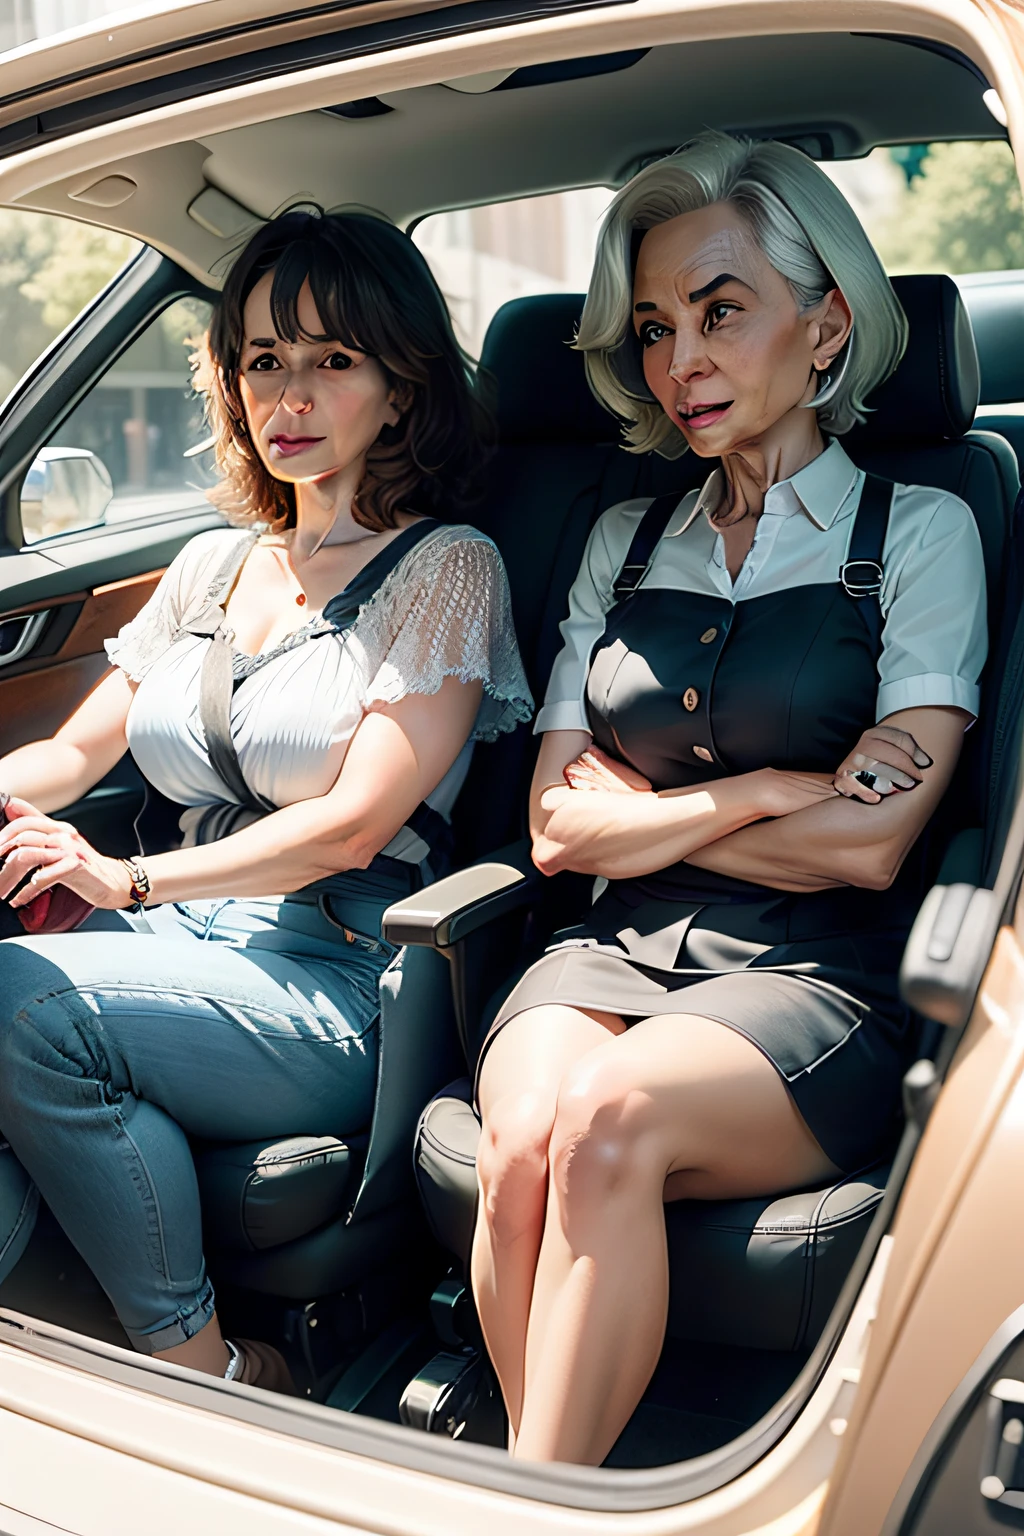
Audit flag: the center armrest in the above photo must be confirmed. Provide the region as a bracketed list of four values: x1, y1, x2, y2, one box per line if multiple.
[382, 839, 542, 949]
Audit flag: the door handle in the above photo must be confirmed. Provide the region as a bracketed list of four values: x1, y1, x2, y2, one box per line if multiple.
[0, 610, 50, 669]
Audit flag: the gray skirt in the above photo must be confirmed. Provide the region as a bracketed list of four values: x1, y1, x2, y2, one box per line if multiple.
[482, 885, 914, 1173]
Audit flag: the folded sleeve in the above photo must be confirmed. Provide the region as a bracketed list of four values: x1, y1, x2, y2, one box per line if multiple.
[361, 528, 533, 742]
[104, 548, 193, 683]
[876, 489, 988, 723]
[104, 528, 248, 682]
[534, 500, 646, 735]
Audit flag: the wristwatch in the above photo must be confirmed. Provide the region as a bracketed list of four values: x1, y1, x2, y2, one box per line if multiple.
[119, 856, 152, 910]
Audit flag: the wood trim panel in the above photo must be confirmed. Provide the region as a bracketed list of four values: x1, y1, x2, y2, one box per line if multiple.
[0, 567, 164, 672]
[0, 653, 110, 755]
[0, 590, 88, 621]
[0, 567, 163, 752]
[58, 568, 164, 663]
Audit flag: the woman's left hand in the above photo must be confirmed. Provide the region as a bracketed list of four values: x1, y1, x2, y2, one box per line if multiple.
[0, 797, 132, 910]
[563, 745, 653, 795]
[833, 725, 932, 804]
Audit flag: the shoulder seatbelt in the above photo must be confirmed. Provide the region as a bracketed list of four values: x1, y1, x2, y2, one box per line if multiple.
[839, 472, 895, 652]
[197, 518, 442, 826]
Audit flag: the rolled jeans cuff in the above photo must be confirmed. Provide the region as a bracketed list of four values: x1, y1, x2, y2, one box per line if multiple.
[128, 1273, 216, 1355]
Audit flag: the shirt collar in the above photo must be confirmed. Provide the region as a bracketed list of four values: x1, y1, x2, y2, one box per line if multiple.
[669, 439, 861, 536]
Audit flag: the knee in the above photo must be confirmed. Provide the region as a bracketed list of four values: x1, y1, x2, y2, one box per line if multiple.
[477, 1092, 555, 1238]
[0, 951, 99, 1097]
[548, 1059, 661, 1207]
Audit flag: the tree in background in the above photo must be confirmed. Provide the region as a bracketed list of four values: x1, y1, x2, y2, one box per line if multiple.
[0, 209, 136, 399]
[19, 215, 135, 331]
[876, 140, 1024, 274]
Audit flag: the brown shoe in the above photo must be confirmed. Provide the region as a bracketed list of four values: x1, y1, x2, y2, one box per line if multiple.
[229, 1338, 297, 1395]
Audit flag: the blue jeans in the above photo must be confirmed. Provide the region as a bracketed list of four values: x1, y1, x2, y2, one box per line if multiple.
[0, 875, 402, 1353]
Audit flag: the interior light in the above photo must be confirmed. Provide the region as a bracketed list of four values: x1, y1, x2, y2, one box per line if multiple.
[984, 87, 1008, 127]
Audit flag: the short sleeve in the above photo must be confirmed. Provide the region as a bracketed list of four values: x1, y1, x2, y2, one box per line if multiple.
[104, 528, 248, 682]
[876, 489, 988, 723]
[534, 499, 648, 735]
[360, 527, 533, 742]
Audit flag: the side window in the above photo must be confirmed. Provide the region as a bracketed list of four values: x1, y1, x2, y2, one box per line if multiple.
[413, 187, 613, 357]
[20, 296, 216, 545]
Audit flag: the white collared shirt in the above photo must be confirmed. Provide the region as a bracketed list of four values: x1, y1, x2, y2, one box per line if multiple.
[536, 438, 987, 734]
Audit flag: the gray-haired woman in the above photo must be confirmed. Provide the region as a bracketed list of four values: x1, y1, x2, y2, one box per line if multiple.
[471, 131, 987, 1464]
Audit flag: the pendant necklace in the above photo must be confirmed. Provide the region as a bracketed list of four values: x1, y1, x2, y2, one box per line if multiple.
[270, 544, 307, 606]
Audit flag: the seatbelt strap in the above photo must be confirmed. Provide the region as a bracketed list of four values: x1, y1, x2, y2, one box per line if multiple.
[192, 534, 273, 818]
[839, 472, 895, 652]
[612, 493, 684, 601]
[194, 517, 444, 835]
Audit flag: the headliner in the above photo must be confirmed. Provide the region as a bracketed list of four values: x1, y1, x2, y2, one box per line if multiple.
[9, 29, 1004, 283]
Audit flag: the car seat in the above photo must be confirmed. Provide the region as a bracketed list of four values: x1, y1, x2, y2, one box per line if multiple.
[391, 274, 1019, 1386]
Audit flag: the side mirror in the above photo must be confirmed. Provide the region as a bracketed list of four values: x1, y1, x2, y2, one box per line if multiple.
[20, 447, 114, 544]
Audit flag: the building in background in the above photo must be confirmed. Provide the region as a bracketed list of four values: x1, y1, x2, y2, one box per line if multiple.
[414, 186, 612, 358]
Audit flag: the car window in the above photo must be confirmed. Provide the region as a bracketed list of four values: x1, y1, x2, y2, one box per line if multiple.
[412, 141, 1024, 362]
[0, 207, 141, 407]
[413, 186, 614, 357]
[825, 139, 1024, 275]
[21, 295, 216, 545]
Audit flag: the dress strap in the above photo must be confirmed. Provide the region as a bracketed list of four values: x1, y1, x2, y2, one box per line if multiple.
[839, 472, 895, 652]
[612, 494, 683, 602]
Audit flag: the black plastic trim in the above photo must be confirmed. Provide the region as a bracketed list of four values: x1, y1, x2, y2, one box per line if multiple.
[0, 0, 635, 161]
[882, 1302, 1024, 1534]
[494, 45, 648, 88]
[853, 33, 991, 90]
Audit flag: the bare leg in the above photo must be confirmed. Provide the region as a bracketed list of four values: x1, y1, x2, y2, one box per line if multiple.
[154, 1312, 229, 1376]
[472, 1004, 625, 1435]
[513, 1014, 841, 1465]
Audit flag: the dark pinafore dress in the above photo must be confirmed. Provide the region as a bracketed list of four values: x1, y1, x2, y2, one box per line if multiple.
[488, 476, 922, 1173]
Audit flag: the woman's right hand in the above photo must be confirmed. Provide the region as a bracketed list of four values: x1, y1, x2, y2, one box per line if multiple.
[562, 744, 652, 795]
[755, 767, 840, 819]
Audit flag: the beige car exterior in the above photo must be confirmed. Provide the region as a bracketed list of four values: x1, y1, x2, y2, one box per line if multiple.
[0, 1, 1021, 1531]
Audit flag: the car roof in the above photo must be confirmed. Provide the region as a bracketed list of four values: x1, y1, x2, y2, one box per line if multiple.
[0, 26, 1005, 285]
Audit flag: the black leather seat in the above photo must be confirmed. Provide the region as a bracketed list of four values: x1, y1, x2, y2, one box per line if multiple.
[959, 273, 1024, 475]
[404, 273, 1019, 1354]
[194, 941, 462, 1305]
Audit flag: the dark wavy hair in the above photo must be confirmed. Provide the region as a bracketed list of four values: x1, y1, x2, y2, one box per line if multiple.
[203, 206, 490, 532]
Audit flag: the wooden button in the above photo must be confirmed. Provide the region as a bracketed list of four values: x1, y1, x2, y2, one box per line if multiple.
[699, 627, 718, 644]
[693, 745, 713, 762]
[683, 687, 700, 712]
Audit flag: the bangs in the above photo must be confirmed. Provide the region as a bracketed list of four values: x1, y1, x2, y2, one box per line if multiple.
[206, 205, 490, 534]
[259, 238, 368, 354]
[248, 222, 416, 366]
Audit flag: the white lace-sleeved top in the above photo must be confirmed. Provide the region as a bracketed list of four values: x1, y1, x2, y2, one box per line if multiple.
[106, 522, 533, 847]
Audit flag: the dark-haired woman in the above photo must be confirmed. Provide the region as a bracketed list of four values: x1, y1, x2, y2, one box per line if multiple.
[0, 209, 531, 1388]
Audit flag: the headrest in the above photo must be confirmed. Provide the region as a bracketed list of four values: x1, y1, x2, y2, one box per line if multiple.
[849, 273, 980, 446]
[950, 276, 1023, 406]
[480, 293, 611, 443]
[481, 274, 980, 449]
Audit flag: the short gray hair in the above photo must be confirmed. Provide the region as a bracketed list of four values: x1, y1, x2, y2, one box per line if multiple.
[578, 131, 908, 456]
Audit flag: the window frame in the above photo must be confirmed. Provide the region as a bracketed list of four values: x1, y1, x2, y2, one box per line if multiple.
[0, 245, 218, 553]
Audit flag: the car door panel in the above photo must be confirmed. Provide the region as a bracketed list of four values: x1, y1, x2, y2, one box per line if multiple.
[0, 248, 219, 851]
[0, 566, 162, 751]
